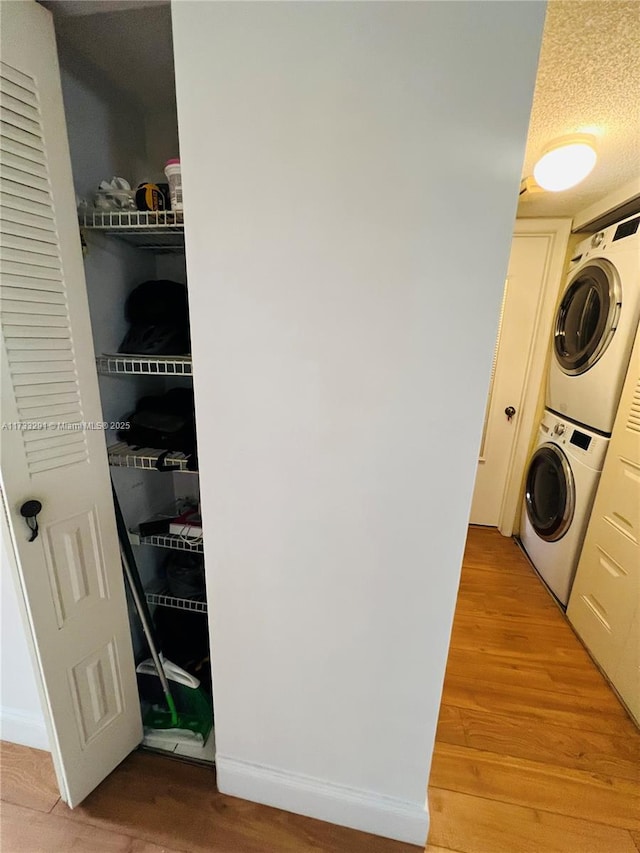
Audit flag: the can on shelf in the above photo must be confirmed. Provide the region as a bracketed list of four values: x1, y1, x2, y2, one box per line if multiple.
[164, 159, 183, 212]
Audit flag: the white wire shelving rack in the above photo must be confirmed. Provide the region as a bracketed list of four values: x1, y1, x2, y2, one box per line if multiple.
[133, 531, 204, 554]
[79, 210, 185, 252]
[145, 590, 207, 614]
[108, 442, 195, 472]
[96, 354, 193, 376]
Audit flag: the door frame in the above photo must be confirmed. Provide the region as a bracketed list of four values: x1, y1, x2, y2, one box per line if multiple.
[496, 218, 572, 537]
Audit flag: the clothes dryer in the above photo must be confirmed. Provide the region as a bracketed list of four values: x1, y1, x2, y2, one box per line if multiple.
[547, 213, 640, 434]
[520, 409, 609, 607]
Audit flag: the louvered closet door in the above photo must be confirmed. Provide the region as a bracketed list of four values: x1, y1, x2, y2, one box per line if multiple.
[0, 1, 141, 806]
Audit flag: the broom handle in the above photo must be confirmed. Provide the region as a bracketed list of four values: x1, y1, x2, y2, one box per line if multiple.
[118, 542, 178, 720]
[118, 543, 168, 694]
[111, 481, 160, 645]
[111, 479, 178, 722]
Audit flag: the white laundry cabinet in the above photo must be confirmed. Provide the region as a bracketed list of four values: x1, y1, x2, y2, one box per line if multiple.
[568, 327, 640, 724]
[0, 0, 546, 843]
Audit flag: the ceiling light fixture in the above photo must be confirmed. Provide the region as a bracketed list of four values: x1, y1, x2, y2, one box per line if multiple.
[533, 134, 597, 192]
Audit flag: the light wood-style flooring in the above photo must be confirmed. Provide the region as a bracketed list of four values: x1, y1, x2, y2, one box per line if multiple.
[428, 526, 640, 853]
[1, 527, 638, 852]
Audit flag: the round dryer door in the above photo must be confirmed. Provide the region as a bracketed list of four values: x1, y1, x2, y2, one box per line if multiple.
[525, 444, 575, 542]
[554, 259, 621, 375]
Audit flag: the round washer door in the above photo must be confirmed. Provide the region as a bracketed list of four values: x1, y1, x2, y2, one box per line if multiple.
[525, 444, 575, 542]
[554, 259, 621, 375]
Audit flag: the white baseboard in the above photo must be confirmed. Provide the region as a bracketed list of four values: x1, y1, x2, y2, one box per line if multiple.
[0, 706, 50, 751]
[216, 754, 429, 846]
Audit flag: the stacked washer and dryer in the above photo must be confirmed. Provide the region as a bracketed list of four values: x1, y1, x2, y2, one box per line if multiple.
[520, 212, 640, 607]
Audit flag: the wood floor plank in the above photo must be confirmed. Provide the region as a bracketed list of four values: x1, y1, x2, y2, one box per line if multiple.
[460, 553, 532, 577]
[543, 655, 622, 696]
[457, 563, 550, 594]
[425, 846, 464, 853]
[441, 673, 636, 736]
[462, 529, 529, 574]
[453, 589, 567, 624]
[430, 742, 640, 832]
[444, 648, 578, 696]
[51, 750, 417, 853]
[0, 741, 59, 813]
[630, 830, 640, 851]
[428, 787, 639, 853]
[449, 612, 589, 661]
[454, 584, 556, 618]
[434, 705, 466, 747]
[0, 801, 179, 853]
[458, 706, 640, 782]
[445, 645, 623, 701]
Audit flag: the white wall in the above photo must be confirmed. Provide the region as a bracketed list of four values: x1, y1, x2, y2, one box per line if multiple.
[144, 110, 181, 186]
[173, 2, 545, 845]
[57, 38, 149, 202]
[1, 532, 48, 750]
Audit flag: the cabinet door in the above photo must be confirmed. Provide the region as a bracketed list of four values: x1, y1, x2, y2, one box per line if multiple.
[567, 329, 640, 724]
[0, 0, 141, 806]
[611, 607, 639, 724]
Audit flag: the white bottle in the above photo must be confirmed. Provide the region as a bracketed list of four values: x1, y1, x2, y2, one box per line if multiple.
[164, 159, 183, 212]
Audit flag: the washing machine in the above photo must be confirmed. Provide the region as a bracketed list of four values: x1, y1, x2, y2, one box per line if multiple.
[520, 409, 609, 607]
[547, 212, 640, 434]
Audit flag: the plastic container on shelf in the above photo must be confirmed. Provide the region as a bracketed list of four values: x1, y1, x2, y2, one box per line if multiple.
[164, 159, 183, 212]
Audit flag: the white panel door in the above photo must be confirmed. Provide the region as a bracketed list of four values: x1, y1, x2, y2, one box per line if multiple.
[470, 234, 550, 526]
[0, 0, 142, 806]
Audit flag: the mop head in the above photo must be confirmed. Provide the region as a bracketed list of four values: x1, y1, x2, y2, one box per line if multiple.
[142, 705, 208, 742]
[137, 664, 213, 745]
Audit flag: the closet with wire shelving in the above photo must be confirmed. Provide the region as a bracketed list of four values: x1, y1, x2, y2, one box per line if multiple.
[54, 2, 214, 765]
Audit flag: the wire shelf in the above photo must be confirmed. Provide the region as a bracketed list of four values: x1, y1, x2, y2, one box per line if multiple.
[145, 590, 207, 613]
[108, 442, 195, 473]
[138, 532, 204, 553]
[97, 354, 193, 376]
[79, 210, 184, 252]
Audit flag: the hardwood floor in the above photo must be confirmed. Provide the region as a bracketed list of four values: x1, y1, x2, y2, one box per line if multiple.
[0, 741, 417, 853]
[428, 526, 640, 853]
[1, 527, 638, 852]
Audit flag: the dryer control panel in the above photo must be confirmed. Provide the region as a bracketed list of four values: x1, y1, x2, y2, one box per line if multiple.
[569, 212, 640, 270]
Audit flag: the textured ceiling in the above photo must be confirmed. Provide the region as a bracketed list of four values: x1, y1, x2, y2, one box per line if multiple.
[518, 0, 640, 219]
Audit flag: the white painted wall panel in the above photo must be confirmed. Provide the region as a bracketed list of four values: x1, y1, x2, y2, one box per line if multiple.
[1, 533, 48, 749]
[172, 1, 545, 843]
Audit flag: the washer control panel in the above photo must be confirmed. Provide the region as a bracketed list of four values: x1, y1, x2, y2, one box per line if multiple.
[540, 411, 609, 470]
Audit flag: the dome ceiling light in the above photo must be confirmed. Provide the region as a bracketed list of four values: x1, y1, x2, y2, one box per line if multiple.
[532, 134, 597, 192]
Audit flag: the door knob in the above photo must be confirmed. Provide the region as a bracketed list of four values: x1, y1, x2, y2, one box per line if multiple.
[505, 406, 516, 422]
[20, 499, 42, 542]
